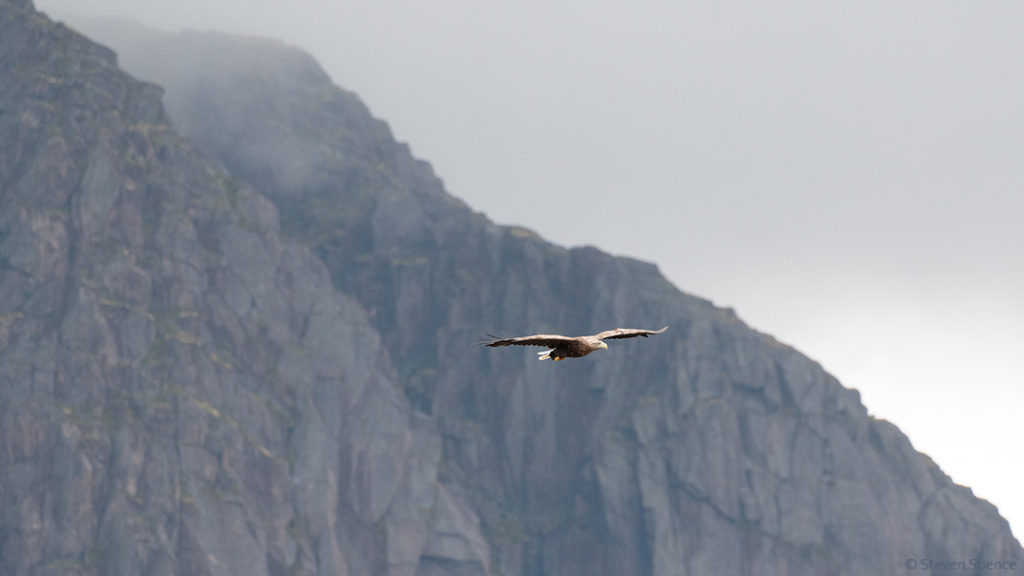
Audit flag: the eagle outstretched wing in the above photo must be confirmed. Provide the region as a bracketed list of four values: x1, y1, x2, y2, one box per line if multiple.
[594, 326, 669, 340]
[481, 334, 578, 349]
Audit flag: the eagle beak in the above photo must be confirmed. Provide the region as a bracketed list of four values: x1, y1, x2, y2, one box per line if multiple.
[600, 342, 609, 350]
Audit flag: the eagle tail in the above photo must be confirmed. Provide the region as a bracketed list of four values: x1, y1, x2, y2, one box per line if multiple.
[537, 350, 552, 360]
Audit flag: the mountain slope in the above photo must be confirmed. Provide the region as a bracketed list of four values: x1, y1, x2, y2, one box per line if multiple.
[0, 3, 488, 575]
[70, 17, 1024, 576]
[10, 7, 1024, 576]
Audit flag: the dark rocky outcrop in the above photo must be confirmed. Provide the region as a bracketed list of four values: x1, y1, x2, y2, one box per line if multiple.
[3, 4, 1021, 575]
[1, 3, 486, 575]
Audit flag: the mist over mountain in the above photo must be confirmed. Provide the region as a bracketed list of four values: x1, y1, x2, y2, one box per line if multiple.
[2, 2, 1021, 574]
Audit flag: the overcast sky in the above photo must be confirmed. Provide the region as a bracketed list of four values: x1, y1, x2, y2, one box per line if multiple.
[38, 0, 1024, 538]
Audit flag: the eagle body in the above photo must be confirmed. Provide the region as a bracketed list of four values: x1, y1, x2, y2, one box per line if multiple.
[482, 327, 667, 361]
[544, 336, 608, 361]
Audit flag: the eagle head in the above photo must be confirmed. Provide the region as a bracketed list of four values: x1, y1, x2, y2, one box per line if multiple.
[598, 341, 609, 350]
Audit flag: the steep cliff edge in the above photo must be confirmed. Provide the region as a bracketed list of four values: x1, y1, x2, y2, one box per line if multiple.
[10, 7, 1023, 576]
[0, 3, 488, 575]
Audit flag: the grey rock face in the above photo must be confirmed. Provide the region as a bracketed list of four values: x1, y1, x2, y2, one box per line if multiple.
[89, 23, 1023, 576]
[6, 7, 1022, 576]
[0, 4, 487, 575]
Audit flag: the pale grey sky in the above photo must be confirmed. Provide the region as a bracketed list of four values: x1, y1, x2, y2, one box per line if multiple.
[38, 0, 1024, 537]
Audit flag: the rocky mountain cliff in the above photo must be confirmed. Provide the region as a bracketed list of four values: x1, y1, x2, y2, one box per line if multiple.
[1, 3, 488, 575]
[3, 3, 1021, 574]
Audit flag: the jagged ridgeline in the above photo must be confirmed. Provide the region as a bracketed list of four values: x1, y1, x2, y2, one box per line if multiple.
[1, 2, 1020, 575]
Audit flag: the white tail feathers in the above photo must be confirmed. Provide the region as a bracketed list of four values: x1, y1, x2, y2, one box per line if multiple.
[537, 350, 552, 360]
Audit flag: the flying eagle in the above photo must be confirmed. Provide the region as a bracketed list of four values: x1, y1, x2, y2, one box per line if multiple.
[482, 326, 668, 361]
